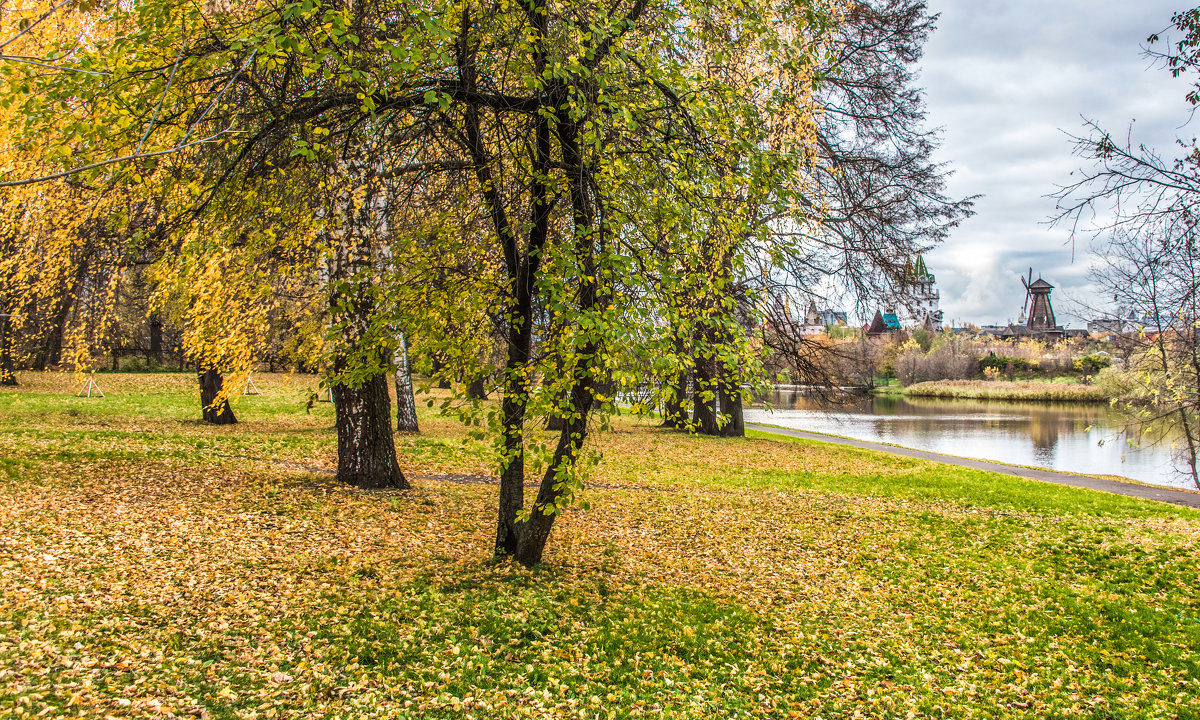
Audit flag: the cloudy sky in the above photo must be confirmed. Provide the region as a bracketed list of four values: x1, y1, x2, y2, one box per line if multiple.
[918, 0, 1193, 328]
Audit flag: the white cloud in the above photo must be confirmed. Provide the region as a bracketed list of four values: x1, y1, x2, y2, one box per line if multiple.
[919, 0, 1192, 327]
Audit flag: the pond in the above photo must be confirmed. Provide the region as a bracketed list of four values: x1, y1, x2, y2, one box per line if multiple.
[744, 390, 1196, 489]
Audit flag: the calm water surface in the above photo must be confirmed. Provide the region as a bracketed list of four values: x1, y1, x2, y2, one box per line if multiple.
[745, 391, 1194, 489]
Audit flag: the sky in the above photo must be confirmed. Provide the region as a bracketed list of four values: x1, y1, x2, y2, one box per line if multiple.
[917, 0, 1193, 328]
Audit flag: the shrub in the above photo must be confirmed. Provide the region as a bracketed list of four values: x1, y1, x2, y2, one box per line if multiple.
[1074, 353, 1113, 373]
[978, 352, 1031, 374]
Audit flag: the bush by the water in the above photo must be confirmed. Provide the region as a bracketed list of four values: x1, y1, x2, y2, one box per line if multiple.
[978, 351, 1033, 373]
[1074, 352, 1113, 373]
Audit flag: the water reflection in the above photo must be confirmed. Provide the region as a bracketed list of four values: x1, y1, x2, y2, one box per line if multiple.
[745, 390, 1192, 489]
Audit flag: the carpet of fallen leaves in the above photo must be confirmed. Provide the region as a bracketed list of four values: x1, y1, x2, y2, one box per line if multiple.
[1, 372, 1199, 719]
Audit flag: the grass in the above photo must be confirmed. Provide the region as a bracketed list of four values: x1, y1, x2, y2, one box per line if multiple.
[903, 379, 1110, 402]
[1, 371, 1199, 718]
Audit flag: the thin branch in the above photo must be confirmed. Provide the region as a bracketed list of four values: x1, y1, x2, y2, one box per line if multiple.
[0, 127, 235, 187]
[0, 53, 108, 75]
[136, 44, 187, 154]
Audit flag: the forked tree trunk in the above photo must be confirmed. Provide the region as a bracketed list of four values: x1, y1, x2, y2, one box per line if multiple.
[198, 367, 236, 424]
[495, 311, 532, 557]
[514, 341, 601, 567]
[510, 114, 607, 567]
[333, 371, 409, 488]
[394, 335, 419, 433]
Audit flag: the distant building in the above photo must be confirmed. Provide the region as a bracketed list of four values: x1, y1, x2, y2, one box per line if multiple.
[1087, 317, 1124, 335]
[818, 309, 848, 326]
[890, 254, 943, 331]
[865, 310, 902, 337]
[998, 273, 1064, 340]
[1088, 311, 1164, 335]
[800, 301, 825, 336]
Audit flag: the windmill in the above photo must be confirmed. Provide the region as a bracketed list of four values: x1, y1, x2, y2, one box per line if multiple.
[1021, 269, 1057, 331]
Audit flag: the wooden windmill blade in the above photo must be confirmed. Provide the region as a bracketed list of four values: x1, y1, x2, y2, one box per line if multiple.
[1021, 268, 1033, 315]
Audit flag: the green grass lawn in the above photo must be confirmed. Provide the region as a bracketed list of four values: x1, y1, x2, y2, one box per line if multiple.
[1, 372, 1198, 719]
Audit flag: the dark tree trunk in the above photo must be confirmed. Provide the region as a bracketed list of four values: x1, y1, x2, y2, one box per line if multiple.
[394, 335, 419, 433]
[495, 305, 532, 557]
[111, 351, 119, 371]
[693, 356, 720, 435]
[515, 374, 594, 567]
[467, 376, 488, 400]
[332, 372, 409, 489]
[198, 368, 237, 424]
[431, 355, 452, 389]
[34, 309, 67, 371]
[321, 178, 411, 491]
[149, 315, 162, 363]
[661, 335, 688, 428]
[718, 366, 745, 437]
[0, 315, 17, 386]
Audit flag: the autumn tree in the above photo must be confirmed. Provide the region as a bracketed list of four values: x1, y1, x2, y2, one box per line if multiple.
[1, 0, 840, 563]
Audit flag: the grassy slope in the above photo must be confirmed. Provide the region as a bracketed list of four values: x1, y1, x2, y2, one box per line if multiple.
[1, 372, 1198, 719]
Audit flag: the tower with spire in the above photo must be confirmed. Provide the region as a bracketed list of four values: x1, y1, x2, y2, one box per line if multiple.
[890, 253, 943, 331]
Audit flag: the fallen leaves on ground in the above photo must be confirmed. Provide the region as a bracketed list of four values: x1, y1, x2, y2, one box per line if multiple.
[1, 372, 1198, 719]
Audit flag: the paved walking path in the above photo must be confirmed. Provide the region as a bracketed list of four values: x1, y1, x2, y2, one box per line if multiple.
[746, 423, 1200, 509]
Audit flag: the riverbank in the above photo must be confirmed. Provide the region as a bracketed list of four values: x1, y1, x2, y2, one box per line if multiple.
[745, 422, 1200, 507]
[900, 379, 1109, 402]
[2, 372, 1199, 717]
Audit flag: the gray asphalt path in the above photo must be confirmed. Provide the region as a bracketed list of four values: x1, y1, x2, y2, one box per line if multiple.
[746, 423, 1200, 509]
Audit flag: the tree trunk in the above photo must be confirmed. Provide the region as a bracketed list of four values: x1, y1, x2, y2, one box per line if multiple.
[198, 368, 237, 424]
[34, 261, 86, 370]
[0, 315, 17, 386]
[149, 315, 162, 363]
[431, 355, 452, 389]
[467, 376, 488, 400]
[495, 312, 532, 557]
[332, 372, 409, 489]
[693, 355, 720, 435]
[514, 386, 593, 567]
[717, 364, 745, 437]
[394, 335, 419, 433]
[662, 338, 691, 427]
